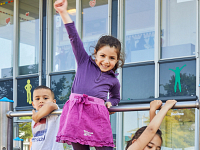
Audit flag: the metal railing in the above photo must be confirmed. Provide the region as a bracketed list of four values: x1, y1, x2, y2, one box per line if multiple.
[4, 100, 200, 150]
[6, 100, 200, 117]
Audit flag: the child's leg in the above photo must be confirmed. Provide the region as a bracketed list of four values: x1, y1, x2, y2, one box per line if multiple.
[95, 147, 113, 150]
[71, 142, 90, 150]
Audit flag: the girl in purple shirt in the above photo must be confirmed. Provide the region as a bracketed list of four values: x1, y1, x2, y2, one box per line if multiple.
[54, 0, 125, 149]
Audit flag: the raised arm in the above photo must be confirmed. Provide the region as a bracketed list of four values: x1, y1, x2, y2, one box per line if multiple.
[127, 100, 177, 150]
[32, 102, 58, 123]
[150, 100, 162, 122]
[180, 64, 186, 71]
[169, 68, 175, 72]
[54, 0, 72, 24]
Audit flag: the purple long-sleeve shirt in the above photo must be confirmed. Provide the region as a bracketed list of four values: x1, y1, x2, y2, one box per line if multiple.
[65, 22, 120, 106]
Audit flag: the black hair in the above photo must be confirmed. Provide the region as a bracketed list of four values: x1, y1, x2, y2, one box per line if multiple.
[125, 126, 162, 150]
[92, 35, 125, 72]
[34, 85, 55, 99]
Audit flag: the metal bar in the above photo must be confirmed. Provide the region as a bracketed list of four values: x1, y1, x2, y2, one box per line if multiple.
[7, 100, 199, 118]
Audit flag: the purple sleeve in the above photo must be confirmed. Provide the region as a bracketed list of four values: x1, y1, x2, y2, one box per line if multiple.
[64, 22, 88, 65]
[107, 81, 120, 106]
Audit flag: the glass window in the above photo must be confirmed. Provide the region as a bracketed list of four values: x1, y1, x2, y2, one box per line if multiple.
[123, 109, 195, 149]
[18, 0, 39, 75]
[50, 73, 75, 105]
[82, 0, 108, 55]
[111, 113, 117, 150]
[125, 0, 155, 63]
[161, 0, 196, 59]
[123, 111, 149, 149]
[53, 0, 76, 72]
[0, 1, 14, 78]
[18, 117, 32, 149]
[122, 64, 155, 100]
[0, 79, 13, 100]
[159, 60, 196, 97]
[17, 77, 39, 108]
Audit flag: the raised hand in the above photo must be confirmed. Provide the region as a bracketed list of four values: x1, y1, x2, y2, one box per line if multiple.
[150, 100, 162, 111]
[54, 0, 68, 14]
[163, 100, 177, 110]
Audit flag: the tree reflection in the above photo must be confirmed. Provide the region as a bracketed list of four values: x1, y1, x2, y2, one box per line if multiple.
[126, 109, 195, 148]
[51, 74, 75, 104]
[160, 73, 196, 97]
[0, 80, 13, 100]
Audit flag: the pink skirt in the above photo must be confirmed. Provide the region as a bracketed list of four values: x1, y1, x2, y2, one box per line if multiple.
[56, 93, 115, 147]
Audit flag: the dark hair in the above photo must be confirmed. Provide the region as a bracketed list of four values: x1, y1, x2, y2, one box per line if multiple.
[92, 35, 125, 72]
[34, 85, 55, 99]
[125, 126, 162, 150]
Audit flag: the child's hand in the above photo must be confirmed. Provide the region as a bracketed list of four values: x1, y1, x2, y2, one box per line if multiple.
[54, 0, 68, 14]
[163, 100, 177, 110]
[150, 100, 162, 111]
[105, 102, 115, 115]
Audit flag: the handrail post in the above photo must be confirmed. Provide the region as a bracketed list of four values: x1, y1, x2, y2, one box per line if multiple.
[0, 98, 14, 150]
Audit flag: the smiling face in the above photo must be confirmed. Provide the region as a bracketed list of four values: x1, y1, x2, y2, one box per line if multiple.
[144, 134, 162, 150]
[32, 89, 56, 111]
[94, 45, 118, 72]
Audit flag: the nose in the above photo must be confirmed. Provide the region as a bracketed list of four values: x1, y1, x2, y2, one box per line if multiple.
[39, 99, 44, 103]
[104, 57, 109, 64]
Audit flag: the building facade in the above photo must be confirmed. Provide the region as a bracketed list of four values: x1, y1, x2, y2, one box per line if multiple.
[0, 0, 198, 149]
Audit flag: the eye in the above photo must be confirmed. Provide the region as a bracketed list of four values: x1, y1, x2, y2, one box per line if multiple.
[147, 145, 152, 149]
[110, 57, 116, 60]
[36, 98, 39, 100]
[100, 55, 105, 57]
[44, 97, 48, 100]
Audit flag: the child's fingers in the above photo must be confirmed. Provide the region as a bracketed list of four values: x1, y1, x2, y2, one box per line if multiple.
[105, 102, 112, 108]
[32, 109, 35, 114]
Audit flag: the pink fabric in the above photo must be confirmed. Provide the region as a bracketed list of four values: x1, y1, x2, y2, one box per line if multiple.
[56, 93, 115, 147]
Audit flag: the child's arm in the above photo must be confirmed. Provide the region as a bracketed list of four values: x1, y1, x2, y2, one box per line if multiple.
[32, 102, 58, 123]
[54, 0, 88, 66]
[150, 100, 162, 121]
[127, 100, 177, 150]
[54, 0, 72, 24]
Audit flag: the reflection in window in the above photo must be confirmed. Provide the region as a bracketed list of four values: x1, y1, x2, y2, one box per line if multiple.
[18, 117, 32, 149]
[111, 113, 117, 150]
[161, 0, 196, 59]
[0, 2, 14, 78]
[50, 73, 75, 105]
[82, 0, 108, 55]
[125, 0, 155, 63]
[123, 111, 149, 149]
[0, 80, 13, 100]
[122, 64, 155, 100]
[123, 109, 195, 149]
[19, 0, 39, 75]
[53, 0, 76, 72]
[159, 60, 196, 97]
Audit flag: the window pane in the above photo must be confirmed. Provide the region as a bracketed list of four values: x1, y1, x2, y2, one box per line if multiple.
[50, 73, 75, 105]
[159, 60, 196, 97]
[161, 0, 196, 59]
[111, 113, 116, 150]
[0, 2, 14, 78]
[123, 109, 195, 149]
[122, 65, 155, 100]
[82, 0, 108, 55]
[0, 80, 13, 100]
[19, 0, 39, 75]
[17, 77, 39, 108]
[123, 111, 149, 149]
[125, 0, 155, 63]
[53, 0, 76, 72]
